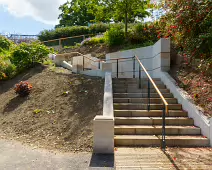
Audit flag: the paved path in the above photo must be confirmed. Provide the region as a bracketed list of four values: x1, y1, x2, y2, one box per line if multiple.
[0, 139, 212, 170]
[115, 147, 212, 170]
[0, 139, 114, 170]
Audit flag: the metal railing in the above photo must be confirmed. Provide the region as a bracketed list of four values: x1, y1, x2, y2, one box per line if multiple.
[59, 52, 168, 150]
[56, 52, 103, 70]
[135, 55, 168, 151]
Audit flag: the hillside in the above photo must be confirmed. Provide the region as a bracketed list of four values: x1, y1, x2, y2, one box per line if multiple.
[0, 64, 104, 152]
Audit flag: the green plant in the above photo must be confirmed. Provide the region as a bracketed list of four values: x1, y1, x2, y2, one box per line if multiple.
[11, 42, 52, 71]
[0, 58, 16, 80]
[33, 109, 42, 114]
[83, 36, 105, 46]
[14, 81, 33, 97]
[129, 23, 158, 44]
[89, 23, 110, 34]
[104, 27, 125, 46]
[38, 26, 90, 41]
[43, 59, 54, 66]
[158, 0, 212, 74]
[0, 36, 12, 51]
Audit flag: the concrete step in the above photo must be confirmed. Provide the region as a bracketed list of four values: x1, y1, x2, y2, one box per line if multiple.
[114, 103, 182, 110]
[114, 110, 188, 117]
[114, 98, 177, 104]
[112, 78, 161, 82]
[113, 80, 164, 86]
[113, 93, 174, 98]
[115, 117, 193, 126]
[114, 135, 210, 147]
[113, 88, 168, 93]
[113, 84, 166, 90]
[115, 125, 201, 135]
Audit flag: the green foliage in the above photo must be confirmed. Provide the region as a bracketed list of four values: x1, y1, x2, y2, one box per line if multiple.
[0, 36, 13, 51]
[104, 27, 125, 46]
[39, 26, 89, 41]
[89, 23, 110, 34]
[0, 59, 16, 80]
[55, 0, 150, 36]
[91, 0, 150, 35]
[33, 109, 42, 114]
[129, 23, 158, 44]
[96, 0, 150, 23]
[0, 37, 53, 81]
[83, 36, 105, 46]
[158, 0, 212, 75]
[56, 0, 96, 27]
[11, 42, 51, 71]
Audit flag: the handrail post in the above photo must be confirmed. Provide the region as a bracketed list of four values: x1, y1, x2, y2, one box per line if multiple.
[139, 64, 141, 89]
[133, 56, 135, 78]
[148, 79, 150, 111]
[162, 104, 166, 151]
[117, 59, 119, 78]
[98, 60, 100, 69]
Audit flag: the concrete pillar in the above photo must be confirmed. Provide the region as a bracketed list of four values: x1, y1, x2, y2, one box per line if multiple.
[93, 115, 114, 154]
[160, 38, 170, 72]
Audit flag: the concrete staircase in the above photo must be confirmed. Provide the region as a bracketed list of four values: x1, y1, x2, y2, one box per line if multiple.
[113, 78, 210, 147]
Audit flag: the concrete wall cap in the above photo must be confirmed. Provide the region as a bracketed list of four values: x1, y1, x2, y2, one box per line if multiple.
[94, 115, 114, 121]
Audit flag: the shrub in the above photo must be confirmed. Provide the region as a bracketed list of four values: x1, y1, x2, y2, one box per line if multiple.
[82, 35, 105, 46]
[11, 42, 52, 71]
[158, 0, 212, 73]
[89, 23, 109, 34]
[104, 27, 125, 46]
[14, 81, 32, 97]
[0, 36, 12, 51]
[129, 23, 158, 44]
[0, 57, 16, 80]
[38, 26, 90, 41]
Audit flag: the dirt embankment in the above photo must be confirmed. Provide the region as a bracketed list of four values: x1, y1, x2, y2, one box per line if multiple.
[59, 44, 124, 59]
[169, 46, 212, 118]
[0, 65, 104, 152]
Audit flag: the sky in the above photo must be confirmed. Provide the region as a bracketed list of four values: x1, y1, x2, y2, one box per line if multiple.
[0, 0, 67, 35]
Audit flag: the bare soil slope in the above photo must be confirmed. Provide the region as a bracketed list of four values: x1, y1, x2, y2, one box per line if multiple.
[0, 64, 104, 152]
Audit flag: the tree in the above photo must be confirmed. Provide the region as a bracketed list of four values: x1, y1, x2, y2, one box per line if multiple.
[56, 0, 95, 27]
[92, 0, 150, 36]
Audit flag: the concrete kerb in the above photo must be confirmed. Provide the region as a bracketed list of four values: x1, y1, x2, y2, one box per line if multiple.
[93, 72, 114, 153]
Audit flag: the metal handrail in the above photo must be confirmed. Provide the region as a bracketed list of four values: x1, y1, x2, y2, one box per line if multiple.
[135, 55, 168, 113]
[135, 55, 167, 151]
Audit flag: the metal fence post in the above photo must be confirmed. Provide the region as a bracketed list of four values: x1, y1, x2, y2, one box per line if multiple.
[148, 79, 150, 111]
[162, 104, 166, 151]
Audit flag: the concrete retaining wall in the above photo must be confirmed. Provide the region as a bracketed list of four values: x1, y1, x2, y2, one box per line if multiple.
[159, 71, 211, 146]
